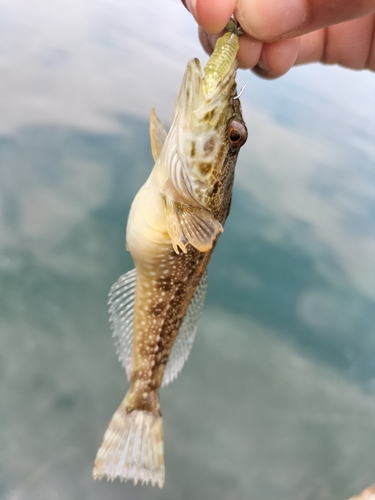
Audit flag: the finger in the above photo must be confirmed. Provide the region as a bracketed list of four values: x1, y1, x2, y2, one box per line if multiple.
[187, 0, 236, 34]
[323, 16, 375, 69]
[237, 35, 263, 69]
[198, 27, 214, 55]
[252, 38, 299, 78]
[295, 15, 375, 70]
[234, 0, 375, 41]
[293, 29, 325, 65]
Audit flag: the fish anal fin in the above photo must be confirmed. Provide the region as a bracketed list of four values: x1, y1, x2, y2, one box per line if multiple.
[93, 398, 165, 487]
[164, 197, 222, 254]
[150, 108, 168, 162]
[108, 269, 136, 380]
[162, 270, 208, 386]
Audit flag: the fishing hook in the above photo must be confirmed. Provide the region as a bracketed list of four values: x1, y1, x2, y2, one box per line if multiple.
[234, 80, 249, 100]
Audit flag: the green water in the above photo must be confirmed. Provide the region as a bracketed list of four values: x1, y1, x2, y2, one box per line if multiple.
[1, 1, 375, 499]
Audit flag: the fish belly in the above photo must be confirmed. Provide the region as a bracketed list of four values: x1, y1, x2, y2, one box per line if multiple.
[125, 184, 207, 411]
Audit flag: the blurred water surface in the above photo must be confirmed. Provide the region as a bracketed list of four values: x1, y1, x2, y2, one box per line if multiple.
[1, 1, 375, 499]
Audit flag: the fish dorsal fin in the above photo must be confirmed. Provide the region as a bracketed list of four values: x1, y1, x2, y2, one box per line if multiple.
[164, 196, 223, 254]
[108, 268, 136, 380]
[108, 268, 207, 387]
[150, 108, 168, 162]
[162, 270, 208, 386]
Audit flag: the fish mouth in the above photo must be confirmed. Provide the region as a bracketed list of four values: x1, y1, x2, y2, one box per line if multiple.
[174, 47, 238, 133]
[173, 31, 239, 122]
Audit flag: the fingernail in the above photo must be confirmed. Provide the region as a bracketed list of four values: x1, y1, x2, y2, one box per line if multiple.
[256, 53, 270, 72]
[186, 0, 197, 17]
[256, 60, 269, 72]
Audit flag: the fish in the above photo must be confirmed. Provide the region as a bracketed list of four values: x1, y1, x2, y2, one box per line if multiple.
[93, 27, 248, 488]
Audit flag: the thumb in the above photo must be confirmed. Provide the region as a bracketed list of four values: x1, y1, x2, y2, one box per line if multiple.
[186, 0, 237, 34]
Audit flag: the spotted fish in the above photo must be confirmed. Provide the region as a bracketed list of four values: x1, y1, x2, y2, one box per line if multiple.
[93, 28, 248, 488]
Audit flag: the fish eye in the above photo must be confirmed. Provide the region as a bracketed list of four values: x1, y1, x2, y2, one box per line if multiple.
[228, 121, 247, 148]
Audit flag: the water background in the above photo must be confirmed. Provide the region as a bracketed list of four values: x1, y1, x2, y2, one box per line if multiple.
[1, 1, 375, 499]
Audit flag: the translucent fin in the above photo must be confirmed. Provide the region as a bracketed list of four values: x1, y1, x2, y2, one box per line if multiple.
[162, 270, 208, 386]
[150, 108, 168, 162]
[93, 399, 165, 488]
[108, 269, 136, 380]
[164, 197, 223, 254]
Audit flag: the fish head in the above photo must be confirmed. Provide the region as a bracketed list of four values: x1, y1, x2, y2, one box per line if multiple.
[163, 33, 247, 212]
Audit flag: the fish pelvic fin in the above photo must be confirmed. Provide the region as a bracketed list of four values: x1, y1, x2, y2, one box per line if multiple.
[93, 398, 165, 488]
[164, 196, 222, 254]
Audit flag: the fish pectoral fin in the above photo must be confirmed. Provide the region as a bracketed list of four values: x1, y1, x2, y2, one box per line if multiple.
[164, 197, 223, 254]
[150, 108, 168, 162]
[108, 268, 136, 380]
[162, 270, 208, 386]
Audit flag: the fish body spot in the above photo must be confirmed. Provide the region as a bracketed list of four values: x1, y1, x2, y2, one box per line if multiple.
[190, 140, 196, 158]
[203, 137, 215, 154]
[158, 281, 172, 292]
[198, 162, 212, 176]
[212, 180, 221, 195]
[214, 113, 226, 130]
[203, 109, 215, 122]
[150, 301, 166, 316]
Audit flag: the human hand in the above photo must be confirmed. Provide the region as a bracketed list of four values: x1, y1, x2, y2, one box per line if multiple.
[182, 0, 375, 78]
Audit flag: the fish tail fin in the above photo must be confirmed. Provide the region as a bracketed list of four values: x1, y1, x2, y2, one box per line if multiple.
[93, 398, 165, 488]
